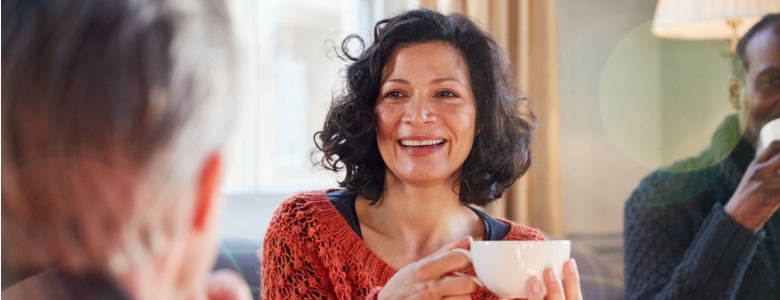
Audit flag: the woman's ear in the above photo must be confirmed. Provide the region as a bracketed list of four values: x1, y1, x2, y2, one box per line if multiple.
[192, 153, 222, 232]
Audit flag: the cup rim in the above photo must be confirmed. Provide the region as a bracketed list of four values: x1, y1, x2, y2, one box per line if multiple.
[471, 240, 571, 245]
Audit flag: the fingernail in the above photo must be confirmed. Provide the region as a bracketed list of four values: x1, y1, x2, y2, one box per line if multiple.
[467, 236, 473, 243]
[545, 268, 556, 282]
[567, 258, 578, 274]
[530, 276, 541, 294]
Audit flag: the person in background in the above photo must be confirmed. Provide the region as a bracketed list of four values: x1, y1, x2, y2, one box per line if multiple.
[1, 0, 250, 299]
[624, 13, 780, 300]
[261, 8, 582, 300]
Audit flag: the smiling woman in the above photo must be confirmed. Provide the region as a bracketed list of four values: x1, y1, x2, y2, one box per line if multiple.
[314, 12, 535, 207]
[261, 8, 582, 300]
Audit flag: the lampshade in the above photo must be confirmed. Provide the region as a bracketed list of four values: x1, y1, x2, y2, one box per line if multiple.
[652, 0, 780, 40]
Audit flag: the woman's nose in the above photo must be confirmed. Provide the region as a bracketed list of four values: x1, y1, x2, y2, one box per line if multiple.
[402, 94, 436, 125]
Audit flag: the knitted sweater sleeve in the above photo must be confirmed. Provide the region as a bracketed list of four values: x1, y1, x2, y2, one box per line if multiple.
[624, 175, 764, 300]
[261, 196, 337, 299]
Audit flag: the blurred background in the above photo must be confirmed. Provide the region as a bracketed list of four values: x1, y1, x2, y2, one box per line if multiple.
[218, 0, 757, 286]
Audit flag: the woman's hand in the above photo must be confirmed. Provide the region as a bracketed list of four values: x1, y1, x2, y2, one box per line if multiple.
[378, 236, 477, 300]
[527, 259, 582, 300]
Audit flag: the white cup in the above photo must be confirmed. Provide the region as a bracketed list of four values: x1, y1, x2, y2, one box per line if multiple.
[757, 118, 780, 157]
[453, 240, 571, 298]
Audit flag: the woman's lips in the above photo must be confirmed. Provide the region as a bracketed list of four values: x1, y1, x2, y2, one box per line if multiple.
[397, 139, 447, 156]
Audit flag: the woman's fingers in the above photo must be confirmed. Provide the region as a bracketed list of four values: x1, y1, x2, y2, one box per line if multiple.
[415, 250, 472, 280]
[378, 237, 476, 300]
[527, 270, 563, 300]
[527, 276, 545, 300]
[527, 259, 582, 300]
[543, 267, 565, 299]
[412, 236, 473, 280]
[433, 236, 472, 255]
[429, 276, 477, 297]
[563, 259, 583, 300]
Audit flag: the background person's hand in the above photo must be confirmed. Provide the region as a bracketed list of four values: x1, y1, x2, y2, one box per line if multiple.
[205, 269, 252, 300]
[725, 140, 780, 231]
[527, 259, 582, 300]
[377, 236, 477, 300]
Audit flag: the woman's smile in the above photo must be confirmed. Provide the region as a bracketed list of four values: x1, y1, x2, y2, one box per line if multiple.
[398, 138, 447, 156]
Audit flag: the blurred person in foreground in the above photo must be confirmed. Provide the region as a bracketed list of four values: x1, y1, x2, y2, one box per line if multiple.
[624, 13, 780, 299]
[261, 8, 582, 300]
[1, 0, 250, 299]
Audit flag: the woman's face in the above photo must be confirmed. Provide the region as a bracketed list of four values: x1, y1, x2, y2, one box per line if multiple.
[375, 42, 477, 187]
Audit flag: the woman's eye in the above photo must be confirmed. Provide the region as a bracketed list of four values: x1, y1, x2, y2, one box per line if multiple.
[385, 91, 403, 98]
[437, 90, 458, 97]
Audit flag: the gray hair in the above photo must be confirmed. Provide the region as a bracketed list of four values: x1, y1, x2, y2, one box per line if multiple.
[2, 0, 239, 274]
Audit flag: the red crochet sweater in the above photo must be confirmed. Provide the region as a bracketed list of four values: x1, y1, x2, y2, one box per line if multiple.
[260, 190, 546, 299]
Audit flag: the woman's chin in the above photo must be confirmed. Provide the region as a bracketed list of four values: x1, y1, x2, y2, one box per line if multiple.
[389, 170, 460, 188]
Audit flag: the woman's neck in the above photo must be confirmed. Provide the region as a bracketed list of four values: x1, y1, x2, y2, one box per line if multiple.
[355, 174, 483, 268]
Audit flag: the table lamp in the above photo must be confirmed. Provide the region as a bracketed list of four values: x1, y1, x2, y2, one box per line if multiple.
[652, 0, 780, 52]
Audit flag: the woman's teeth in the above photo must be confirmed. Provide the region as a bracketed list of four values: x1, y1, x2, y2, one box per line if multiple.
[400, 139, 445, 147]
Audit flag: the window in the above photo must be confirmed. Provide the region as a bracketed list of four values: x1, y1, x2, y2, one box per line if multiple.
[221, 0, 409, 239]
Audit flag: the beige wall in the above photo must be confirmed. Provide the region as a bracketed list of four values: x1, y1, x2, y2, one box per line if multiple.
[660, 40, 732, 164]
[557, 0, 733, 235]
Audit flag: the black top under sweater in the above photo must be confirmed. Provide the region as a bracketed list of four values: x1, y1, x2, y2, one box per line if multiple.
[327, 190, 511, 241]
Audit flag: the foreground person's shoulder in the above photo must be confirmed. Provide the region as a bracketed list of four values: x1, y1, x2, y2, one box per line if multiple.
[275, 189, 337, 213]
[267, 189, 344, 229]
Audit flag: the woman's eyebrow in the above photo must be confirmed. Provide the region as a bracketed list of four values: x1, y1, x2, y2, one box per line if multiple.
[431, 77, 465, 86]
[384, 78, 410, 84]
[382, 77, 466, 86]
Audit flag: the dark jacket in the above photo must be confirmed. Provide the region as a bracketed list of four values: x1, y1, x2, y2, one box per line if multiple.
[2, 268, 130, 300]
[624, 115, 780, 300]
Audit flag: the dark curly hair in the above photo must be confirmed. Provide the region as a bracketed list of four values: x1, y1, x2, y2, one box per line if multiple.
[315, 8, 535, 206]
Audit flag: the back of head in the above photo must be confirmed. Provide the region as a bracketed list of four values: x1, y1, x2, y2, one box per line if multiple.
[2, 0, 237, 278]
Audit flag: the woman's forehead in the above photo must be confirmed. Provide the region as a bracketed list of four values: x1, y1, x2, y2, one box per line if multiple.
[380, 42, 469, 84]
